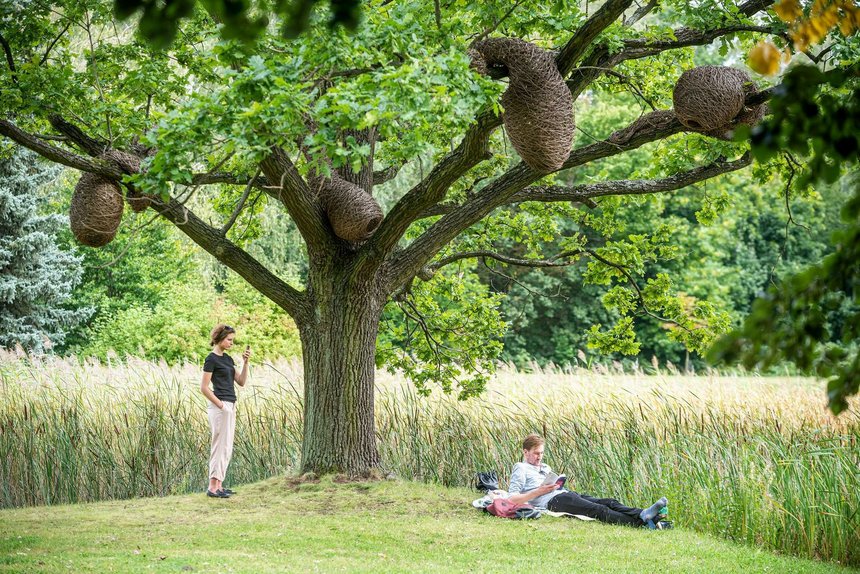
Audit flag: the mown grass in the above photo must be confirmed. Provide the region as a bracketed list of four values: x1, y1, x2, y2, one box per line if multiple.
[0, 352, 858, 567]
[1, 476, 857, 574]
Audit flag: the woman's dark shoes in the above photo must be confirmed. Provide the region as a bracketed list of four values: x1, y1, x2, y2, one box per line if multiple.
[207, 489, 230, 498]
[221, 488, 236, 495]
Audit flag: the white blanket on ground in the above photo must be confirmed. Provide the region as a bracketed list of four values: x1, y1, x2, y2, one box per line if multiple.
[471, 492, 596, 520]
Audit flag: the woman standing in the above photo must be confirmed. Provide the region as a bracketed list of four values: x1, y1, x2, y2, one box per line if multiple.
[200, 324, 251, 498]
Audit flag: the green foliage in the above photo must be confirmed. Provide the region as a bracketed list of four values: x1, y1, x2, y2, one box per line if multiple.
[109, 0, 362, 48]
[79, 278, 301, 363]
[0, 148, 90, 353]
[710, 172, 860, 414]
[377, 269, 505, 399]
[747, 63, 860, 185]
[710, 55, 860, 411]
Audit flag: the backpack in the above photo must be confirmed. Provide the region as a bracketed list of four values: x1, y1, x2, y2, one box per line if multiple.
[486, 497, 542, 520]
[474, 471, 500, 492]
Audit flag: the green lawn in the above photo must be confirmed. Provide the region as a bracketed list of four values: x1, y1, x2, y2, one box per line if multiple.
[1, 476, 856, 574]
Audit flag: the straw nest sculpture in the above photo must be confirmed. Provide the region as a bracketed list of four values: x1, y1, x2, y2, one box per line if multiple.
[673, 66, 767, 140]
[470, 37, 574, 173]
[310, 174, 383, 242]
[70, 172, 125, 247]
[70, 149, 147, 247]
[672, 66, 751, 131]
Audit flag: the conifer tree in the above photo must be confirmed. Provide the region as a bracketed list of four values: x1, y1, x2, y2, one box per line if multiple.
[0, 147, 89, 352]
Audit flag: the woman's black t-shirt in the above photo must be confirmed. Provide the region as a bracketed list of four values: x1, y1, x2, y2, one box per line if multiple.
[203, 352, 237, 402]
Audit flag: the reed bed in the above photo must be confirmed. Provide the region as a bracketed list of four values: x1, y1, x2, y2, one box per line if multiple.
[0, 351, 857, 566]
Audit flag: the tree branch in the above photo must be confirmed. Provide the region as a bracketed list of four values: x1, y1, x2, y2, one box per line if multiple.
[472, 0, 527, 44]
[512, 153, 751, 204]
[39, 22, 72, 66]
[360, 108, 496, 266]
[259, 146, 334, 252]
[48, 114, 109, 156]
[427, 249, 583, 274]
[625, 0, 659, 26]
[568, 0, 775, 99]
[556, 0, 636, 78]
[0, 32, 17, 82]
[362, 1, 638, 268]
[372, 164, 401, 186]
[0, 119, 124, 178]
[151, 196, 308, 321]
[383, 97, 764, 292]
[221, 168, 260, 236]
[190, 171, 270, 187]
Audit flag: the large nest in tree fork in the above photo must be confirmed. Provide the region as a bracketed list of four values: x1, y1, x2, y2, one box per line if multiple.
[101, 149, 151, 212]
[701, 81, 768, 141]
[672, 66, 752, 132]
[311, 174, 383, 242]
[470, 38, 574, 173]
[70, 172, 124, 247]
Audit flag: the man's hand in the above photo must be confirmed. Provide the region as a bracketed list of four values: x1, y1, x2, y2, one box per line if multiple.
[534, 483, 559, 496]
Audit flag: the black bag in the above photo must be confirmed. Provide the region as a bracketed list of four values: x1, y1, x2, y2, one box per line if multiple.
[474, 471, 499, 492]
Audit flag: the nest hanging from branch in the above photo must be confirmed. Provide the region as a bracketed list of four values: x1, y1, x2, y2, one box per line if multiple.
[311, 174, 383, 242]
[470, 37, 574, 173]
[672, 66, 752, 132]
[70, 172, 125, 247]
[693, 75, 768, 141]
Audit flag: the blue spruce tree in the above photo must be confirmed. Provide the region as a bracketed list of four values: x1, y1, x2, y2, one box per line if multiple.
[0, 147, 90, 353]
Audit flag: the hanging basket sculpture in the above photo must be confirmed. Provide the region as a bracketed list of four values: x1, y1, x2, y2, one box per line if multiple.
[672, 66, 750, 131]
[310, 174, 383, 242]
[70, 172, 125, 247]
[69, 149, 146, 247]
[470, 37, 574, 173]
[673, 66, 768, 141]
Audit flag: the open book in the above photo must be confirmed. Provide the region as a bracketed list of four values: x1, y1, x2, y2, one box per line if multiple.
[541, 472, 567, 489]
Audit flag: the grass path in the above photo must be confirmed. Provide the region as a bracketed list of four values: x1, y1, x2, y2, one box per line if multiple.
[1, 477, 857, 574]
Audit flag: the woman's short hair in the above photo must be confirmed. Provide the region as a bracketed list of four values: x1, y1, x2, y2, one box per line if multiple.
[210, 324, 236, 346]
[522, 433, 545, 451]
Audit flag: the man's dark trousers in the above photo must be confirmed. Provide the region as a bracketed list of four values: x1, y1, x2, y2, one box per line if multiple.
[547, 491, 644, 526]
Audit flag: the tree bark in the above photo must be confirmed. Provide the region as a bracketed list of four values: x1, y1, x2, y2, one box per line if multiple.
[297, 254, 384, 475]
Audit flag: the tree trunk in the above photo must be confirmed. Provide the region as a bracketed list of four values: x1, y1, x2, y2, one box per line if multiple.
[297, 256, 384, 475]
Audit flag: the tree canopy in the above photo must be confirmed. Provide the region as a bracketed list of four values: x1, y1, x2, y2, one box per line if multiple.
[2, 0, 857, 472]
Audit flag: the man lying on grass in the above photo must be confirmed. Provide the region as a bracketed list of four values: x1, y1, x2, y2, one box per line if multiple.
[507, 434, 670, 529]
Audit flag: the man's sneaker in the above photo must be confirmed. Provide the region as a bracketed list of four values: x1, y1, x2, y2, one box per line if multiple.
[643, 518, 673, 530]
[207, 489, 230, 498]
[221, 488, 236, 495]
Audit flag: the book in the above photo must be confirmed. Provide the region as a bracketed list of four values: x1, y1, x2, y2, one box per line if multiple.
[541, 472, 566, 489]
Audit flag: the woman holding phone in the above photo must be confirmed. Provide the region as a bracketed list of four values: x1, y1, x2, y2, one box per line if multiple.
[200, 324, 251, 498]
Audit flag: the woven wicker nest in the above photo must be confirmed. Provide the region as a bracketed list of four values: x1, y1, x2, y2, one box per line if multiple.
[470, 38, 574, 173]
[70, 172, 124, 247]
[697, 78, 768, 141]
[101, 149, 151, 213]
[672, 66, 753, 131]
[311, 174, 383, 242]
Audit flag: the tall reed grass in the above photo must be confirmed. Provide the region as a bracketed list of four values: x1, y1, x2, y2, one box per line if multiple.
[0, 352, 857, 566]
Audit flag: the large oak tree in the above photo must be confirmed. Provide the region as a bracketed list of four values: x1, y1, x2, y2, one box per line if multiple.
[2, 0, 822, 473]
